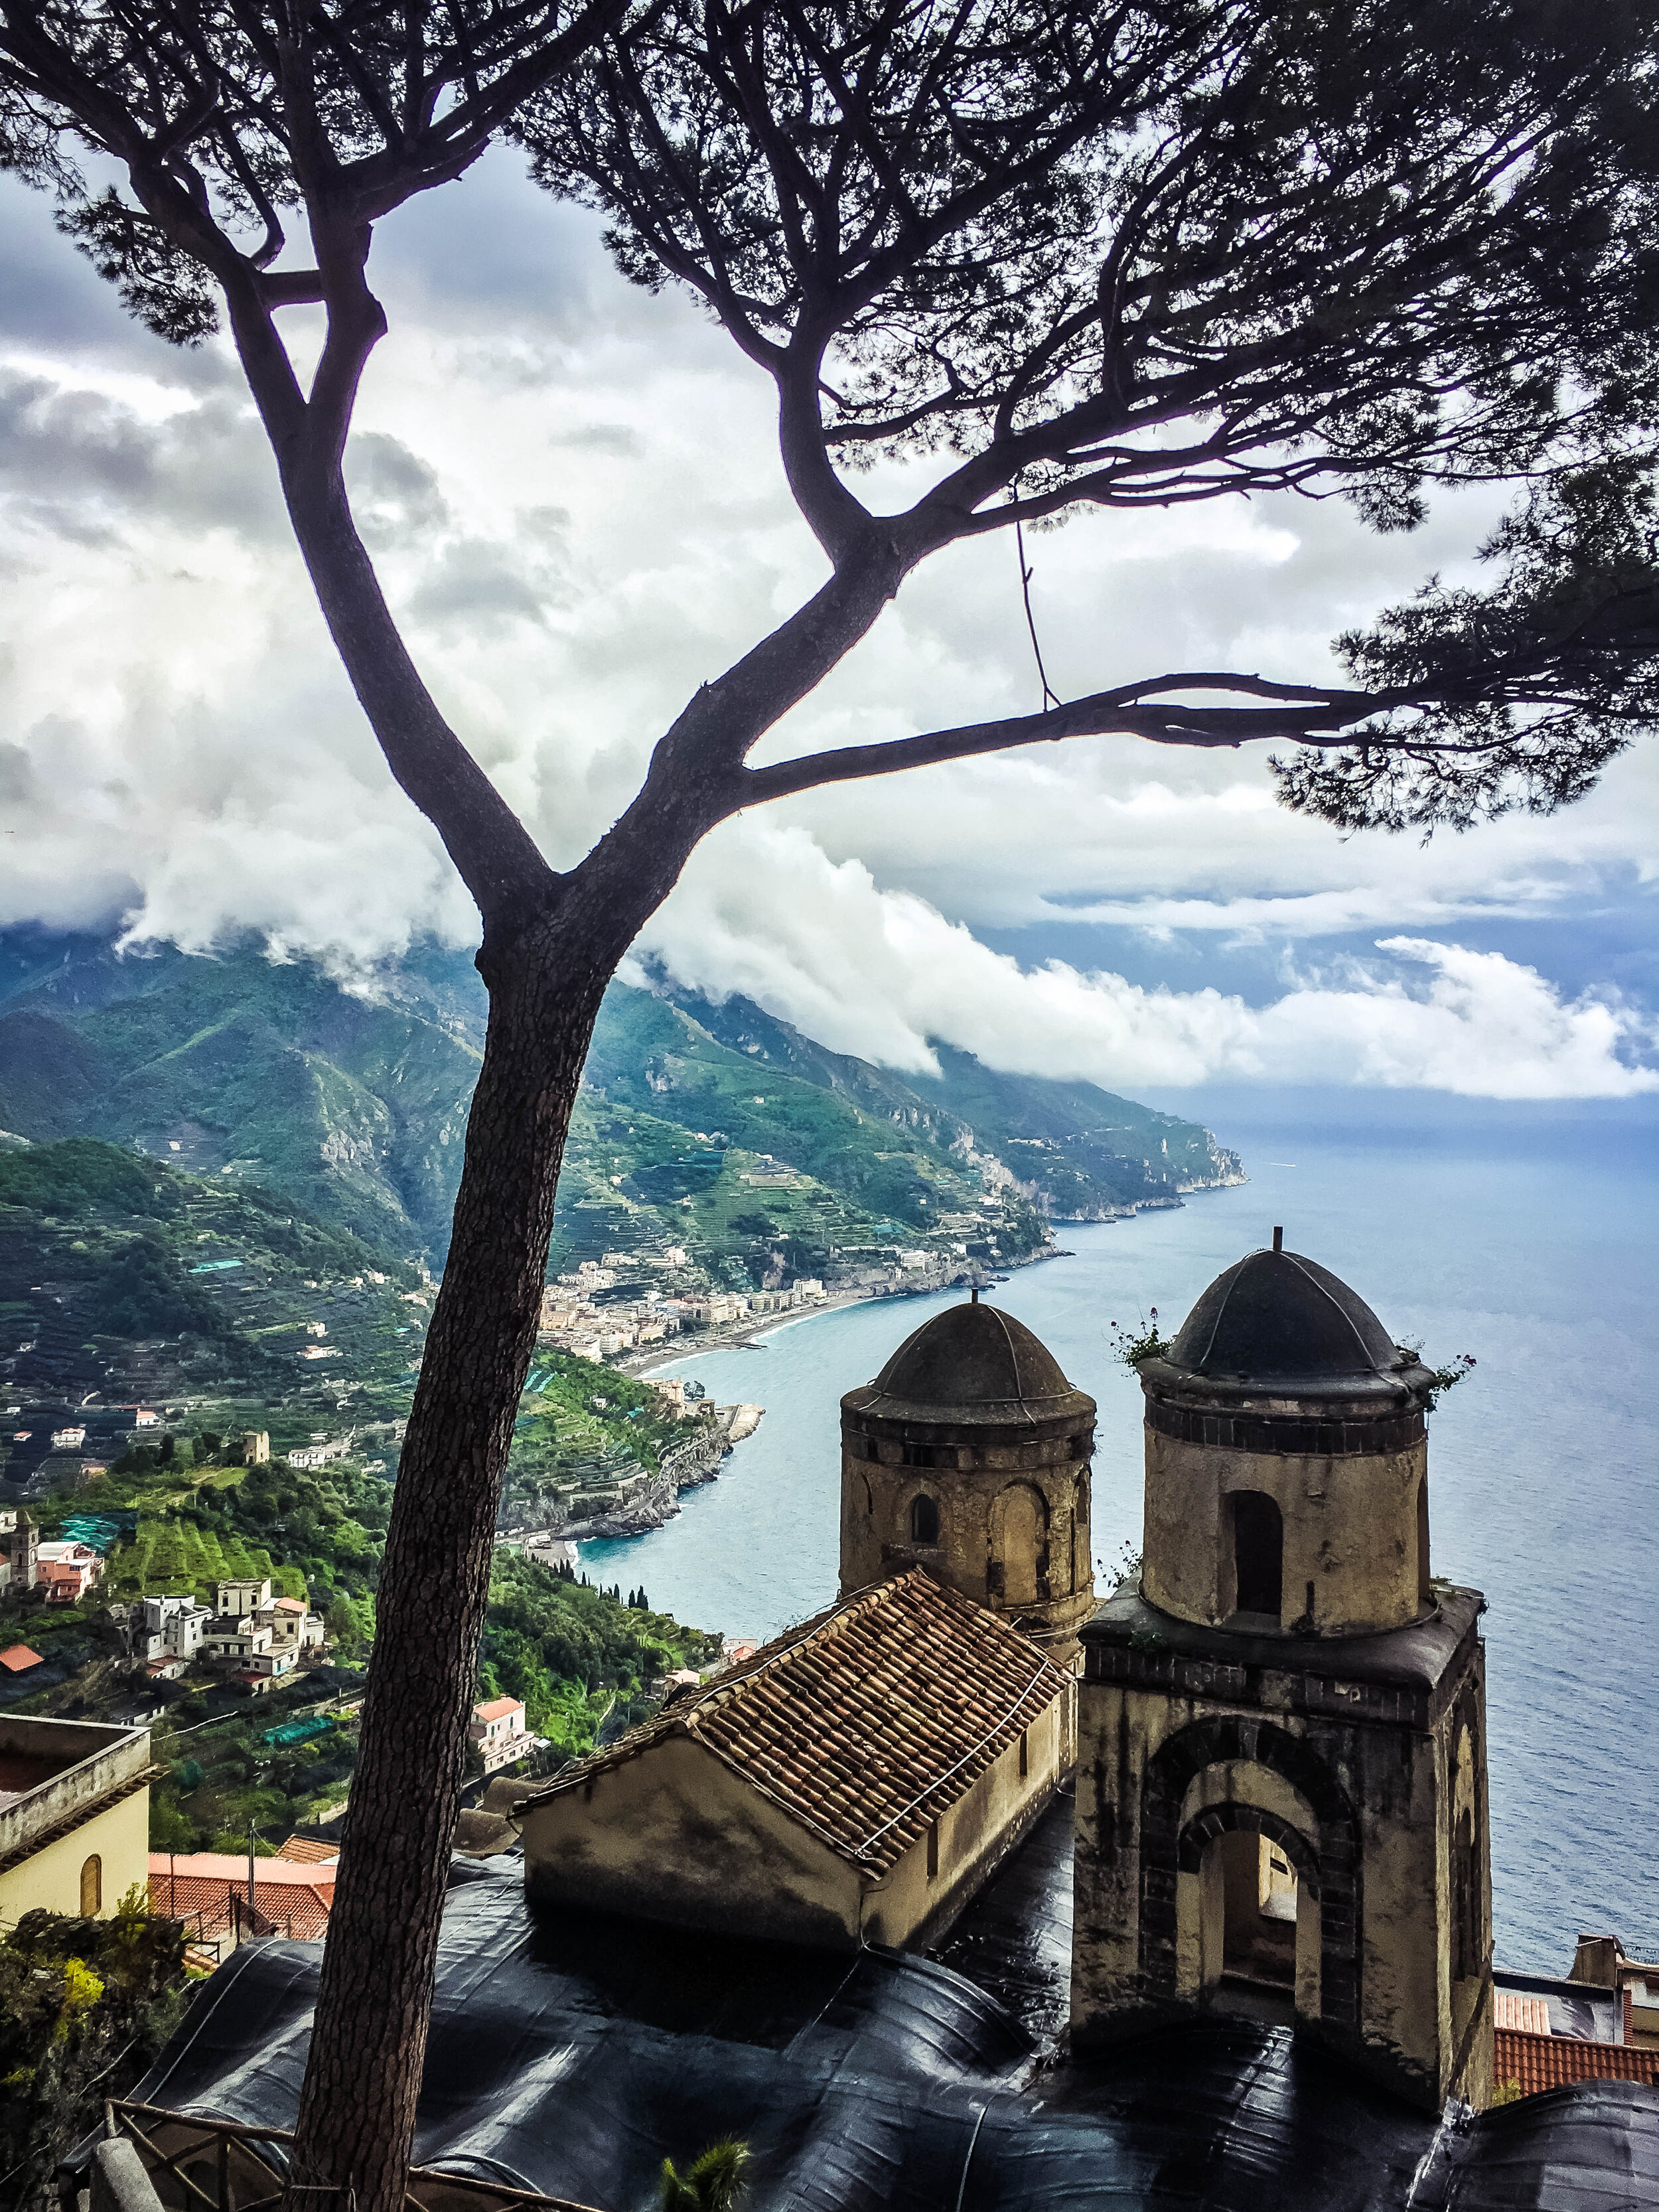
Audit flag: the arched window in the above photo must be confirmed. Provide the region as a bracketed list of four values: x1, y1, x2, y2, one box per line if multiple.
[910, 1493, 940, 1544]
[1231, 1492, 1283, 1617]
[80, 1854, 102, 1917]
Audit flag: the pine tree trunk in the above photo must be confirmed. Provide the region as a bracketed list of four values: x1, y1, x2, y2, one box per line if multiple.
[283, 926, 609, 2211]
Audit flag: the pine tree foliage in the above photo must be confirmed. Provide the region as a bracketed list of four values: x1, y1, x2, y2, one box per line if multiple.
[659, 2138, 750, 2212]
[1275, 461, 1659, 828]
[522, 0, 1659, 822]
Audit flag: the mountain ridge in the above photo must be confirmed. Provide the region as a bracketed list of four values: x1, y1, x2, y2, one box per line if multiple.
[0, 928, 1242, 1266]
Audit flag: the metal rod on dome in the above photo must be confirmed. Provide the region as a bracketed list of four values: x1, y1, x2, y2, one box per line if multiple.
[1272, 1226, 1283, 1252]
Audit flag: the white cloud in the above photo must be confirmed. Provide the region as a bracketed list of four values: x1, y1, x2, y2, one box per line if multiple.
[1, 152, 1656, 1099]
[639, 823, 1659, 1098]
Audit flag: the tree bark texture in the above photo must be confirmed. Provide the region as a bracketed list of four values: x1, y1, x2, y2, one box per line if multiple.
[285, 932, 609, 2209]
[266, 391, 899, 2212]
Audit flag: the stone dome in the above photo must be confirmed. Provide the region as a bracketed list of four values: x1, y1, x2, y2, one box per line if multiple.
[1163, 1248, 1411, 1398]
[853, 1299, 1093, 1428]
[1137, 1244, 1438, 1640]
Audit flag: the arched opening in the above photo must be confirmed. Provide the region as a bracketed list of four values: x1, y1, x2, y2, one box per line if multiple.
[1452, 1806, 1477, 1979]
[1451, 1712, 1482, 1982]
[1203, 1831, 1298, 2013]
[1417, 1474, 1431, 1606]
[80, 1854, 102, 1917]
[909, 1493, 940, 1544]
[1153, 1721, 1357, 2029]
[1230, 1491, 1282, 1618]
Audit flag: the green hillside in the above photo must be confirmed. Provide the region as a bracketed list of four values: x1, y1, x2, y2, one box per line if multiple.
[575, 990, 999, 1242]
[5, 1435, 714, 1851]
[0, 1137, 719, 1849]
[0, 930, 1242, 1267]
[660, 984, 1244, 1218]
[0, 937, 480, 1256]
[0, 1136, 699, 1503]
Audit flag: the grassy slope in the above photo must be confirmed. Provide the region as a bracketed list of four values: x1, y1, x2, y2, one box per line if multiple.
[673, 986, 1244, 1216]
[0, 931, 1242, 1262]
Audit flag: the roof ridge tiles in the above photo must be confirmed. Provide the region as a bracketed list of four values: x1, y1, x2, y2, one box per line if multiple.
[520, 1568, 1069, 1875]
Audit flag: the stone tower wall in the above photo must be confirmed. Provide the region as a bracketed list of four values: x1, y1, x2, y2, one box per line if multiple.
[1070, 1594, 1494, 2111]
[839, 1417, 1096, 1659]
[1142, 1428, 1429, 1635]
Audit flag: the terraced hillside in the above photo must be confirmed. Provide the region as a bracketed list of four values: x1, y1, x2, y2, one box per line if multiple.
[666, 983, 1245, 1219]
[0, 930, 1242, 1268]
[0, 1139, 425, 1491]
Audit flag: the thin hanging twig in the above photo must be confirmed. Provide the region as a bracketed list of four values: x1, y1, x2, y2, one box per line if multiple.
[1015, 513, 1062, 712]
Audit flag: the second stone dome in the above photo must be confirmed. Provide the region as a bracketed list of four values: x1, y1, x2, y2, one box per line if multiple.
[839, 1299, 1098, 1665]
[854, 1299, 1095, 1429]
[1162, 1246, 1415, 1401]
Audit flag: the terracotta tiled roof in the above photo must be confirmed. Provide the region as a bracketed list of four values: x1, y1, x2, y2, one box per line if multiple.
[273, 1834, 340, 1864]
[0, 1645, 42, 1672]
[148, 1850, 336, 1887]
[1494, 2027, 1659, 2099]
[149, 1858, 334, 1945]
[523, 1569, 1068, 1876]
[474, 1696, 524, 1724]
[1494, 1990, 1551, 2035]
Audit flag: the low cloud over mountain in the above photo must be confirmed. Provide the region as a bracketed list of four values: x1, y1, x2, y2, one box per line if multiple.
[1, 154, 1655, 1104]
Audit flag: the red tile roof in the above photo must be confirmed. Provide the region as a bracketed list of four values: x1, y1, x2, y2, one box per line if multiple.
[273, 1834, 340, 1864]
[474, 1696, 524, 1724]
[1494, 1990, 1551, 2035]
[0, 1646, 42, 1672]
[1494, 2027, 1659, 2099]
[149, 1856, 334, 1945]
[523, 1569, 1068, 1876]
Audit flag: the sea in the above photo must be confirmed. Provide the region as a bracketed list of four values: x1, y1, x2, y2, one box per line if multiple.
[582, 1095, 1659, 1974]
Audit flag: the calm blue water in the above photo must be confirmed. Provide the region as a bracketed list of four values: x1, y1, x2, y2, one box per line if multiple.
[585, 1107, 1659, 1974]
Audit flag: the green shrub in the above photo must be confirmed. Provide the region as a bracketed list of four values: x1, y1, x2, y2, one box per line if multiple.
[0, 1897, 189, 2203]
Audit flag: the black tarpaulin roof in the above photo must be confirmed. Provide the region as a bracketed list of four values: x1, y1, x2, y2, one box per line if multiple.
[100, 1862, 1659, 2212]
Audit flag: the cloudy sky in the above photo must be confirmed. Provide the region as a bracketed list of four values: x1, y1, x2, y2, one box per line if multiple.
[3, 148, 1657, 1106]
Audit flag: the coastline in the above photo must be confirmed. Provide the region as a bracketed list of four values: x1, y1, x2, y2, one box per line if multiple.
[585, 1201, 1224, 1540]
[615, 1182, 1255, 1385]
[615, 1240, 1068, 1380]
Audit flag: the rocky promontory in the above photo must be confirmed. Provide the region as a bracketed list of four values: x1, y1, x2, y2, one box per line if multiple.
[547, 1402, 764, 1542]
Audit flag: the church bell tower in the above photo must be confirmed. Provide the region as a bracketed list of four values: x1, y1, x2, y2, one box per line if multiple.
[840, 1297, 1097, 1668]
[1070, 1239, 1494, 2110]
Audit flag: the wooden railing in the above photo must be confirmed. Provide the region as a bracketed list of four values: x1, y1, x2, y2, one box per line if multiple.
[103, 2102, 607, 2212]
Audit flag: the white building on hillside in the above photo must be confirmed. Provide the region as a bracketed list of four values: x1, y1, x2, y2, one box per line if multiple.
[469, 1697, 532, 1775]
[139, 1593, 212, 1666]
[216, 1577, 271, 1617]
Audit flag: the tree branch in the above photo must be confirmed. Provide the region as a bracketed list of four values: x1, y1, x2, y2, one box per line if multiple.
[259, 268, 326, 305]
[739, 674, 1398, 803]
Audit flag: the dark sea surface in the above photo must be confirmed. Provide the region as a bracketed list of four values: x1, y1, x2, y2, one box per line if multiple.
[583, 1099, 1659, 1974]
